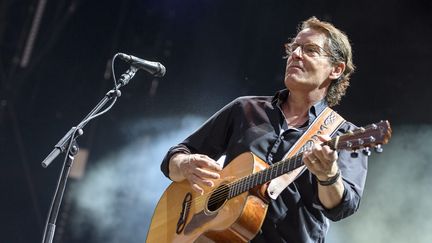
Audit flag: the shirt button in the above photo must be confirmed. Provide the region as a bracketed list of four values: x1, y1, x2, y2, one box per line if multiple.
[280, 135, 284, 140]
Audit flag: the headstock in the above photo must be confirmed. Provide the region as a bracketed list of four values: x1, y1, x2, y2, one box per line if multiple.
[325, 120, 392, 156]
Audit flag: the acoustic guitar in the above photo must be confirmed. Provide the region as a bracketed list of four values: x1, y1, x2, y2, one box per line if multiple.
[146, 121, 392, 243]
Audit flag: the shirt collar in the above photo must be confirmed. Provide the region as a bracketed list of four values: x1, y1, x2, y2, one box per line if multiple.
[272, 89, 329, 122]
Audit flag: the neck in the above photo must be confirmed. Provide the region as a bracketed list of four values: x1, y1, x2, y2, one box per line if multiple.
[282, 90, 325, 125]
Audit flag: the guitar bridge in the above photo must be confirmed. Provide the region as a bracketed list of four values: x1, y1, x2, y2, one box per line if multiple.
[176, 192, 192, 234]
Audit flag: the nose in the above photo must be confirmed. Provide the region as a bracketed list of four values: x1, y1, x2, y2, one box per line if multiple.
[291, 46, 303, 59]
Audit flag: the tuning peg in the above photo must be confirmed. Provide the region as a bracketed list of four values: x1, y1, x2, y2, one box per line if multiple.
[362, 147, 371, 156]
[350, 151, 359, 158]
[374, 144, 383, 153]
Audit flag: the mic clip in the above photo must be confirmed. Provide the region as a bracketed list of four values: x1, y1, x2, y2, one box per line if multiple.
[118, 66, 138, 87]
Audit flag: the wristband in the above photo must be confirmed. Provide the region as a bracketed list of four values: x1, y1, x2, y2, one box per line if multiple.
[317, 170, 341, 186]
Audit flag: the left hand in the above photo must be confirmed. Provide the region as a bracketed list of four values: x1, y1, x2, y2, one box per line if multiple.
[303, 135, 339, 181]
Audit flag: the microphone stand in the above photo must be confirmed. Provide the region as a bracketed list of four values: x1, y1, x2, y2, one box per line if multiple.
[41, 66, 138, 243]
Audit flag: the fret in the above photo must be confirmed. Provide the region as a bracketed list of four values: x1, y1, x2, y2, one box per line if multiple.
[289, 156, 295, 171]
[243, 176, 248, 192]
[289, 156, 295, 172]
[230, 182, 235, 198]
[229, 151, 309, 199]
[296, 155, 302, 167]
[256, 172, 260, 187]
[277, 162, 281, 177]
[246, 176, 250, 191]
[289, 158, 294, 171]
[235, 181, 240, 197]
[282, 159, 287, 174]
[284, 158, 291, 174]
[246, 175, 251, 191]
[241, 178, 244, 192]
[279, 161, 284, 176]
[251, 172, 256, 187]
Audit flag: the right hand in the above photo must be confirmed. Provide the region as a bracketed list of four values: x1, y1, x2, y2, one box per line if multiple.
[170, 153, 222, 195]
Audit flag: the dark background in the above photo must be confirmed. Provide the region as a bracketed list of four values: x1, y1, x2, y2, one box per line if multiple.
[1, 0, 431, 243]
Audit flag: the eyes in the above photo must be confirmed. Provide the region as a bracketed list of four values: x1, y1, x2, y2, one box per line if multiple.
[284, 43, 331, 58]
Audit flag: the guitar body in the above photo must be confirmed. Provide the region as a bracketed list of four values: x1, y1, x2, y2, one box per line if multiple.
[146, 152, 269, 243]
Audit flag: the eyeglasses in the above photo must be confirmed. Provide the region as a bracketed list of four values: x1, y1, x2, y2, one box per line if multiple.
[284, 42, 333, 58]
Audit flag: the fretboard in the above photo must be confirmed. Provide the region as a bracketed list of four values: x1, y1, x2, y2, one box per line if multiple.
[227, 152, 305, 199]
[224, 120, 391, 199]
[225, 139, 337, 199]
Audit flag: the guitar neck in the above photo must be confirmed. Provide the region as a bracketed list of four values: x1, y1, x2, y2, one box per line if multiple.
[225, 137, 342, 199]
[227, 152, 305, 199]
[226, 120, 392, 199]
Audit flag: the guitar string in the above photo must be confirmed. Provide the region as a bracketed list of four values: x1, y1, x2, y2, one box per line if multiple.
[184, 140, 322, 208]
[183, 124, 378, 209]
[209, 124, 382, 208]
[205, 153, 303, 208]
[183, 141, 336, 209]
[185, 153, 304, 209]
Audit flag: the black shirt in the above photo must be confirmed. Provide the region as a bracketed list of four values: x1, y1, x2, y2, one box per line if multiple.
[160, 90, 368, 243]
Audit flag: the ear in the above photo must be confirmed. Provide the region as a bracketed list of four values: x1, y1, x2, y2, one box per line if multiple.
[328, 62, 346, 80]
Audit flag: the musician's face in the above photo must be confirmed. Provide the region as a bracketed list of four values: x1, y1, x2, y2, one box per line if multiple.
[284, 28, 342, 92]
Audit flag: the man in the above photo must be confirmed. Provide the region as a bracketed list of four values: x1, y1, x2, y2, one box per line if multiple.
[160, 17, 367, 242]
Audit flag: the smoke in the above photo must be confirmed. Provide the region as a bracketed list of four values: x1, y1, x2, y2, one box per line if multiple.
[328, 125, 432, 243]
[70, 115, 205, 243]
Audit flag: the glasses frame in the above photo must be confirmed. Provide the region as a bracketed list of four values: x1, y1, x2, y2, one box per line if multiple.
[284, 42, 334, 59]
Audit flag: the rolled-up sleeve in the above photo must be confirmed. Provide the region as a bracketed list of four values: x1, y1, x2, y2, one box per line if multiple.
[312, 123, 369, 221]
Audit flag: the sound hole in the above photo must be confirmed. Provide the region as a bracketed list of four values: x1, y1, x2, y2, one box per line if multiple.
[207, 184, 229, 212]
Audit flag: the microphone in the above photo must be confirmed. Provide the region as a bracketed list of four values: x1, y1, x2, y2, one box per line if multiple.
[118, 53, 166, 77]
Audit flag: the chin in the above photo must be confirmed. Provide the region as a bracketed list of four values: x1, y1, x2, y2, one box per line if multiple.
[285, 78, 310, 91]
[285, 75, 302, 85]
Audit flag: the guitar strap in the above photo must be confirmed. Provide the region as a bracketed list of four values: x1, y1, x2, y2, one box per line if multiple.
[267, 107, 346, 200]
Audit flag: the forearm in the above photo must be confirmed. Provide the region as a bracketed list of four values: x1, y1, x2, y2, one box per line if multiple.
[317, 176, 345, 209]
[313, 128, 368, 220]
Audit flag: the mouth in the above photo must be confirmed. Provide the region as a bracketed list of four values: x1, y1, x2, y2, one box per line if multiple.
[287, 65, 304, 71]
